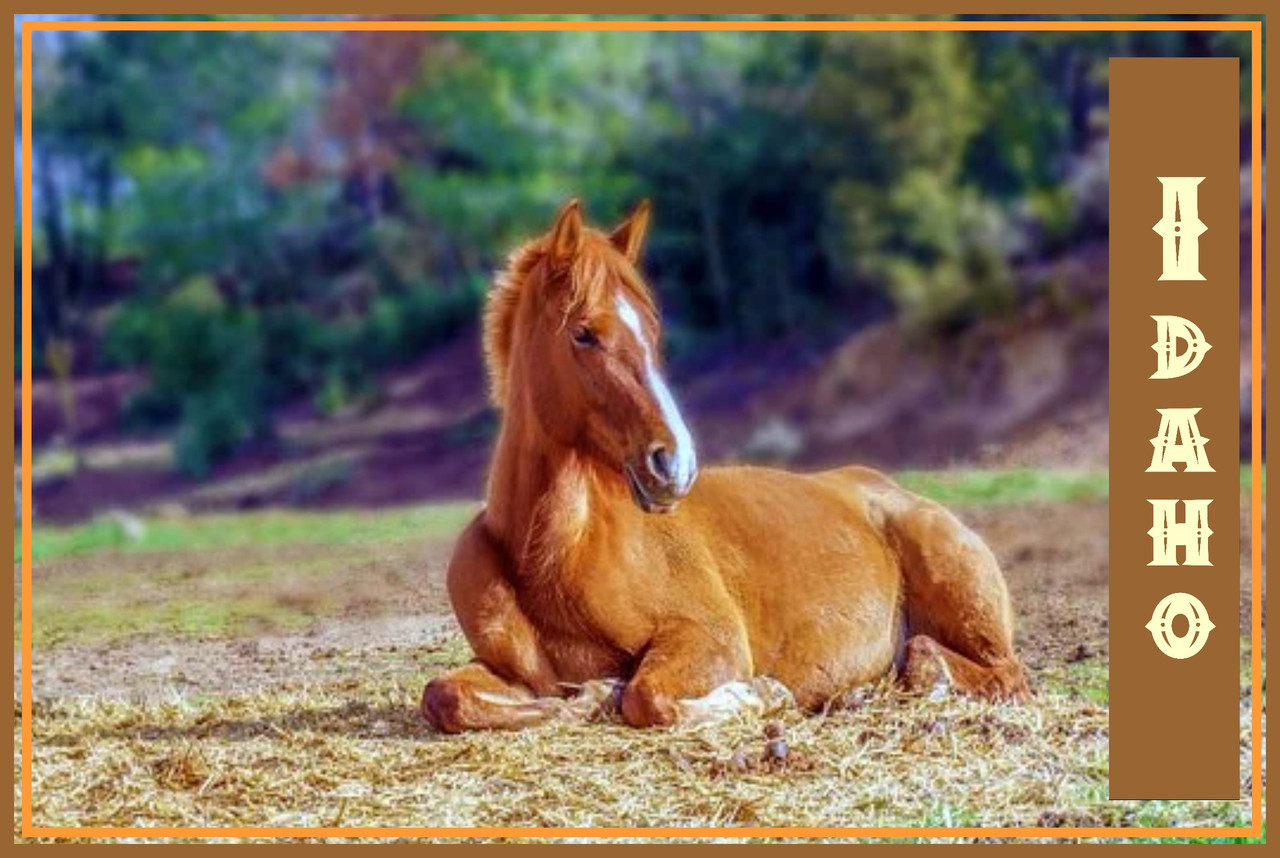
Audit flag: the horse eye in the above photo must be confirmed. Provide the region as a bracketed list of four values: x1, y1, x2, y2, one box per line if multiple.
[571, 325, 599, 348]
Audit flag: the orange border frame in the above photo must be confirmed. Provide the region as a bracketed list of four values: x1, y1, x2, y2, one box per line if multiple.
[17, 15, 1264, 841]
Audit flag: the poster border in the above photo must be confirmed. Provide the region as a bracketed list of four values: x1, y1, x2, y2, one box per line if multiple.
[14, 13, 1265, 841]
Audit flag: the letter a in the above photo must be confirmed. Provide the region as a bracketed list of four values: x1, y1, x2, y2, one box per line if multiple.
[1147, 407, 1214, 472]
[1148, 499, 1213, 566]
[1151, 315, 1212, 379]
[1153, 177, 1207, 280]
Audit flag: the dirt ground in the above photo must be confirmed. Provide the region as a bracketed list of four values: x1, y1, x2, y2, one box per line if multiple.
[22, 499, 1259, 702]
[15, 497, 1264, 839]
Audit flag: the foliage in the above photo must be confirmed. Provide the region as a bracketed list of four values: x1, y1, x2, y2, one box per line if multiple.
[107, 276, 266, 474]
[24, 21, 1255, 470]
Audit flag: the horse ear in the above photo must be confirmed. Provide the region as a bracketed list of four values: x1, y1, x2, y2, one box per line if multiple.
[610, 199, 652, 263]
[549, 198, 585, 263]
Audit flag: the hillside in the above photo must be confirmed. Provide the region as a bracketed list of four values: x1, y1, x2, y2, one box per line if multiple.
[22, 223, 1258, 525]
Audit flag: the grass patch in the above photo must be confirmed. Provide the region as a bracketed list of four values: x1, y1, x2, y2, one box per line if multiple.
[21, 466, 1118, 565]
[22, 540, 448, 648]
[1038, 657, 1109, 706]
[22, 463, 1262, 565]
[24, 557, 348, 648]
[895, 468, 1108, 507]
[894, 463, 1260, 507]
[36, 593, 319, 649]
[20, 502, 477, 563]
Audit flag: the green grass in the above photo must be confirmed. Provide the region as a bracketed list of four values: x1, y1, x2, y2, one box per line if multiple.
[19, 527, 454, 648]
[896, 467, 1109, 506]
[1040, 657, 1110, 705]
[21, 468, 1112, 564]
[32, 592, 317, 648]
[896, 463, 1262, 507]
[24, 464, 1264, 564]
[22, 553, 358, 647]
[19, 502, 478, 563]
[1037, 634, 1261, 709]
[1240, 463, 1266, 490]
[21, 463, 1264, 565]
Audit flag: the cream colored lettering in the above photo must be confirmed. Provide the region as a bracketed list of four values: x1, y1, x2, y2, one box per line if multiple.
[1147, 499, 1213, 566]
[1153, 177, 1206, 280]
[1147, 408, 1214, 472]
[1145, 592, 1215, 659]
[1150, 314, 1212, 379]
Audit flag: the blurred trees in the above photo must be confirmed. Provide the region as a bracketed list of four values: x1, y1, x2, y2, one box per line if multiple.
[23, 22, 1254, 473]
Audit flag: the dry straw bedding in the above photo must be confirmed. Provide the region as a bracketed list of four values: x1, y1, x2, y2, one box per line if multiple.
[15, 670, 1260, 841]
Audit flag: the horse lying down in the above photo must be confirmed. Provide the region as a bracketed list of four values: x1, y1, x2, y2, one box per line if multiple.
[421, 200, 1029, 733]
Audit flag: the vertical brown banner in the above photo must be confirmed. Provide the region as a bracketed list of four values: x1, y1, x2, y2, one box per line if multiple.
[1109, 58, 1240, 799]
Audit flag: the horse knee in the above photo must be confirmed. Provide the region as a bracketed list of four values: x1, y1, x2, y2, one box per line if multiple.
[621, 678, 679, 728]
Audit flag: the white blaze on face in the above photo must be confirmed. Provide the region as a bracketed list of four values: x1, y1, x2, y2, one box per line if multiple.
[615, 296, 697, 491]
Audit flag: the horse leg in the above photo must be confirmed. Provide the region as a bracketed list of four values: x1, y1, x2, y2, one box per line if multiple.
[422, 662, 562, 733]
[899, 633, 1029, 700]
[421, 514, 563, 732]
[619, 619, 754, 728]
[879, 488, 1029, 701]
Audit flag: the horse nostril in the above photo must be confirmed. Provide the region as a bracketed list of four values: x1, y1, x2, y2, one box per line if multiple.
[646, 444, 674, 485]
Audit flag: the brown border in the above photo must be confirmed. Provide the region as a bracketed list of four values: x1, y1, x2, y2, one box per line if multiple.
[1108, 57, 1242, 799]
[9, 8, 1266, 843]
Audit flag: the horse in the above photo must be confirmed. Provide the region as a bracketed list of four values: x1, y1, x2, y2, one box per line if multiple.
[420, 199, 1028, 732]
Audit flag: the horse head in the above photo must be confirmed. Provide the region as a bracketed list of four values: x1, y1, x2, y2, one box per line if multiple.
[484, 199, 698, 513]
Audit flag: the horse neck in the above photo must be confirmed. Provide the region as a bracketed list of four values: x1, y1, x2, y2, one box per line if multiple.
[485, 402, 546, 556]
[484, 395, 606, 572]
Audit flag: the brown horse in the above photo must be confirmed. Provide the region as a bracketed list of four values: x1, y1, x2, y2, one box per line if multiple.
[421, 200, 1028, 732]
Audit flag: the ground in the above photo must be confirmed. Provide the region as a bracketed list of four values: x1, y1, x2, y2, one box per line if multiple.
[12, 472, 1265, 843]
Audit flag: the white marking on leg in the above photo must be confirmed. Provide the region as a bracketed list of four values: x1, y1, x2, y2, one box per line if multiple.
[556, 678, 626, 721]
[615, 296, 698, 490]
[676, 677, 795, 725]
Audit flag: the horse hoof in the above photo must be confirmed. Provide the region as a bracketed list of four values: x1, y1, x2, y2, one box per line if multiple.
[420, 679, 464, 733]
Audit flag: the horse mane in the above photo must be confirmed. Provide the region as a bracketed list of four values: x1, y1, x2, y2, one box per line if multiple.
[483, 230, 658, 408]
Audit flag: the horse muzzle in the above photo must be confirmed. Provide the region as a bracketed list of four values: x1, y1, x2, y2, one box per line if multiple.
[625, 443, 697, 514]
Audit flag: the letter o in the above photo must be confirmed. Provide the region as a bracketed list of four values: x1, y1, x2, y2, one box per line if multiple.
[1145, 592, 1216, 659]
